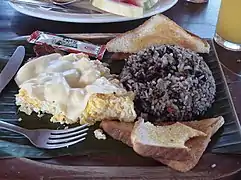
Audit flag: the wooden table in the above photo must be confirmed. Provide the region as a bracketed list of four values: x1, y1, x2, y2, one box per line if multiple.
[1, 0, 241, 179]
[0, 0, 220, 39]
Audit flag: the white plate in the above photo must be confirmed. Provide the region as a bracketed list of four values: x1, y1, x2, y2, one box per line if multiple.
[9, 0, 178, 23]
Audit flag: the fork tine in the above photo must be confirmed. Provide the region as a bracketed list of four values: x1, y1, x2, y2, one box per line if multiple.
[48, 132, 87, 144]
[50, 127, 89, 139]
[46, 137, 86, 149]
[51, 124, 89, 134]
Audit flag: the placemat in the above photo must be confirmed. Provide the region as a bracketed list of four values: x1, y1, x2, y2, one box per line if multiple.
[0, 39, 240, 159]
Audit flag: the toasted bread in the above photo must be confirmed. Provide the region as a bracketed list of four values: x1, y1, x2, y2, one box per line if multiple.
[106, 14, 210, 53]
[158, 116, 224, 172]
[100, 116, 224, 172]
[100, 120, 134, 147]
[131, 119, 207, 161]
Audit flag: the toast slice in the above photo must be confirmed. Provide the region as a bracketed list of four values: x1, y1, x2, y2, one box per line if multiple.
[157, 116, 224, 172]
[100, 116, 224, 172]
[106, 14, 210, 53]
[131, 119, 207, 161]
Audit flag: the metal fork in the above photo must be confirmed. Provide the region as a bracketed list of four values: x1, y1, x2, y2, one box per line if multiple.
[0, 120, 89, 149]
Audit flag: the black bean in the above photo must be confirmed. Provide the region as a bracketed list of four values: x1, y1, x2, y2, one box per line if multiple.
[119, 45, 216, 122]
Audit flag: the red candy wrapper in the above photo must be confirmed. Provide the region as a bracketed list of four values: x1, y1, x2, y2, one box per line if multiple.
[28, 31, 106, 60]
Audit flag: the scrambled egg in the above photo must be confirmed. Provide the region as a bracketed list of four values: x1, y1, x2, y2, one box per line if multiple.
[94, 129, 106, 140]
[15, 53, 136, 125]
[81, 92, 136, 125]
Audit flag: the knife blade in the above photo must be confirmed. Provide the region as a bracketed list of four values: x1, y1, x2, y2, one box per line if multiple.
[0, 46, 25, 94]
[10, 0, 79, 13]
[9, 0, 103, 14]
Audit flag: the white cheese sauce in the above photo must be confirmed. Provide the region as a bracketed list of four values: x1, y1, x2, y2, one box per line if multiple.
[15, 53, 126, 121]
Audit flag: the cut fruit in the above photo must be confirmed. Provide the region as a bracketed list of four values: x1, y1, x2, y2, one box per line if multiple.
[91, 0, 144, 18]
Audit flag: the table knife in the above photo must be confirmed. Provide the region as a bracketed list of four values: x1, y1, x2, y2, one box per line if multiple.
[0, 46, 25, 94]
[9, 0, 103, 14]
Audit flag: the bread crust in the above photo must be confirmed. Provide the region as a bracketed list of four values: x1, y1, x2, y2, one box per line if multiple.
[100, 120, 134, 147]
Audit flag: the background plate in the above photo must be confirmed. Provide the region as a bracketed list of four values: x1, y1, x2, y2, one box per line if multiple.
[8, 0, 178, 23]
